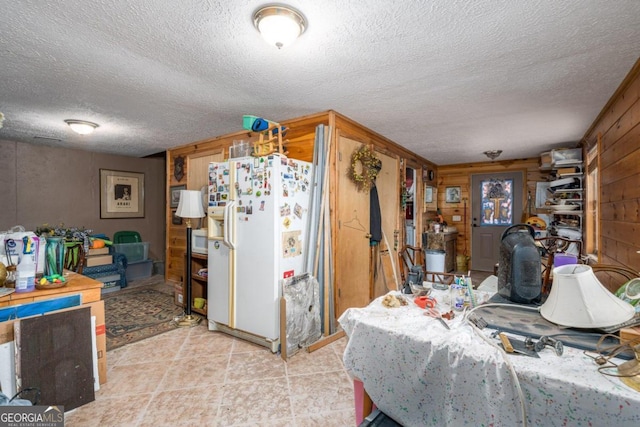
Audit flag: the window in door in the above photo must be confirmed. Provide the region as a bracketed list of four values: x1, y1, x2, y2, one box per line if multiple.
[480, 178, 514, 226]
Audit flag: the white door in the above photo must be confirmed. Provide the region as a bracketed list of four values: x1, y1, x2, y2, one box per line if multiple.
[471, 172, 524, 271]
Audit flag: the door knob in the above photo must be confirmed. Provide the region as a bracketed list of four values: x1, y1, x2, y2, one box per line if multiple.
[365, 233, 372, 238]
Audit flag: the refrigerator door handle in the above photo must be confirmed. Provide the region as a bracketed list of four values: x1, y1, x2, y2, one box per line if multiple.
[224, 200, 236, 249]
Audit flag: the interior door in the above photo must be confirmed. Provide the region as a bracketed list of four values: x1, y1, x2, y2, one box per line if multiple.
[471, 171, 524, 271]
[335, 136, 371, 317]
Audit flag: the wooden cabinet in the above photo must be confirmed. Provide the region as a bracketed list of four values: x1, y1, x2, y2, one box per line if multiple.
[444, 233, 457, 273]
[424, 231, 457, 272]
[183, 252, 208, 317]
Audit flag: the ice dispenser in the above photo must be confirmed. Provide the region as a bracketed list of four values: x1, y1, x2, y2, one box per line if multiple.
[207, 206, 225, 239]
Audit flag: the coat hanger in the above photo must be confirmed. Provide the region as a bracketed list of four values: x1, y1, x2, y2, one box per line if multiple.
[343, 210, 366, 232]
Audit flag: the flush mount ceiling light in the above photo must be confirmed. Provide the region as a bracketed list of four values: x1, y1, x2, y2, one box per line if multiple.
[483, 150, 503, 160]
[64, 119, 99, 135]
[253, 5, 306, 49]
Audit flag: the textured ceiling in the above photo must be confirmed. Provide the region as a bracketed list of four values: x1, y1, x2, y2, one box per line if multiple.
[0, 1, 639, 165]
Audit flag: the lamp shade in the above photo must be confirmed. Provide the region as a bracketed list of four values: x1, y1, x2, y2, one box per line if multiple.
[540, 264, 635, 328]
[175, 190, 205, 219]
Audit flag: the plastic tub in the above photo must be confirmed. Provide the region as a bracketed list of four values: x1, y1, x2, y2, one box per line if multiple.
[113, 242, 149, 263]
[425, 250, 445, 273]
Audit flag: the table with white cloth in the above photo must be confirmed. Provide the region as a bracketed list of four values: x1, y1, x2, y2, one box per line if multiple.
[339, 291, 640, 426]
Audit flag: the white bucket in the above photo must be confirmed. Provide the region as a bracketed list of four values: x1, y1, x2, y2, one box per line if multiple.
[425, 250, 445, 273]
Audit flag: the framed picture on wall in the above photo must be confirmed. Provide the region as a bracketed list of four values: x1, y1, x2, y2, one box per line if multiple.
[424, 185, 438, 211]
[171, 209, 182, 225]
[100, 169, 145, 218]
[170, 185, 186, 208]
[445, 186, 461, 203]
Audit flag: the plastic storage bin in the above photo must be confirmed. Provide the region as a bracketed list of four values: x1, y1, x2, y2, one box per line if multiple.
[126, 260, 153, 281]
[114, 242, 149, 263]
[551, 148, 582, 165]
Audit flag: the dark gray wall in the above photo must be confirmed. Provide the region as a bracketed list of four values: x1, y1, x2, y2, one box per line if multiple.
[0, 139, 166, 263]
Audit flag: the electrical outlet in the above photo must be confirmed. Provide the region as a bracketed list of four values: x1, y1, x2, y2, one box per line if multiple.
[453, 215, 462, 222]
[178, 294, 183, 304]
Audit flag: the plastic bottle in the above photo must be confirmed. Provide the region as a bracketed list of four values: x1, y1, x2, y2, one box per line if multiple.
[16, 236, 37, 293]
[451, 277, 465, 311]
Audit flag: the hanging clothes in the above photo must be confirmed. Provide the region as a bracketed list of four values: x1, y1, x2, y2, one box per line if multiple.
[370, 184, 382, 245]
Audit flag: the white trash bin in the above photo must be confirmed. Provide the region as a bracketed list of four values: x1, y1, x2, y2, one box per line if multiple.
[425, 249, 445, 273]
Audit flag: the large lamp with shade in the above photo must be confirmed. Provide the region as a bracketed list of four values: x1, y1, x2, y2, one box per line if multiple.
[175, 189, 205, 327]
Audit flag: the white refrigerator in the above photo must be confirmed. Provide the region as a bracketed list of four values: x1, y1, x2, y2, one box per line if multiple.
[207, 154, 313, 351]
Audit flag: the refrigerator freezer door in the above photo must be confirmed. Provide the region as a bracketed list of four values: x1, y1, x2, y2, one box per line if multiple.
[208, 234, 231, 326]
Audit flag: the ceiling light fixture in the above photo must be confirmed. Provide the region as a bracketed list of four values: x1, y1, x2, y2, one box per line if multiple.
[483, 150, 503, 160]
[253, 5, 306, 49]
[64, 119, 99, 135]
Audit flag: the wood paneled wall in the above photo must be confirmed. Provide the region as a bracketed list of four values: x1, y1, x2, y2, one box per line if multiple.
[583, 58, 640, 287]
[165, 112, 328, 284]
[436, 158, 546, 268]
[164, 110, 436, 315]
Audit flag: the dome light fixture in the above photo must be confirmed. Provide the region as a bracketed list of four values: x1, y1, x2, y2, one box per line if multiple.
[483, 150, 503, 160]
[64, 119, 99, 135]
[253, 5, 306, 49]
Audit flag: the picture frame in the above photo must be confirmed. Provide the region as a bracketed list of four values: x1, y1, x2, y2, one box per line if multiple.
[170, 185, 186, 208]
[424, 184, 437, 211]
[171, 209, 182, 225]
[445, 186, 461, 203]
[100, 169, 145, 218]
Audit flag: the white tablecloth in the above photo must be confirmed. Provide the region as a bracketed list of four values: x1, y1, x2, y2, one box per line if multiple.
[339, 291, 640, 426]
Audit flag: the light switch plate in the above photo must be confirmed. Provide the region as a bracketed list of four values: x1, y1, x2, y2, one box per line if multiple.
[452, 215, 462, 222]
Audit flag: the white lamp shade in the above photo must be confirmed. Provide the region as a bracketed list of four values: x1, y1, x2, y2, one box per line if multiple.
[540, 264, 635, 328]
[175, 190, 205, 219]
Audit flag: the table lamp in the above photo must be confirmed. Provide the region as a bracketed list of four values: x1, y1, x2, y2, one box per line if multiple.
[175, 189, 205, 327]
[540, 264, 635, 328]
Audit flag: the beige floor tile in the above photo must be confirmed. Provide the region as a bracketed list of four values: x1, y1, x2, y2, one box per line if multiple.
[158, 353, 229, 391]
[232, 336, 269, 353]
[288, 371, 354, 417]
[217, 378, 293, 426]
[226, 350, 287, 383]
[97, 360, 169, 396]
[137, 385, 223, 427]
[115, 330, 187, 365]
[179, 329, 235, 357]
[286, 344, 344, 376]
[65, 393, 152, 426]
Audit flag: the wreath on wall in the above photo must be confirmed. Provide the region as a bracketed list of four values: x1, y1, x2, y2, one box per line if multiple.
[348, 145, 382, 192]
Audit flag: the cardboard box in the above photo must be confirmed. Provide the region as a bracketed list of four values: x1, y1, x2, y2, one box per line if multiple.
[557, 167, 578, 175]
[174, 281, 184, 307]
[620, 326, 640, 344]
[88, 247, 110, 256]
[86, 254, 113, 267]
[84, 300, 107, 385]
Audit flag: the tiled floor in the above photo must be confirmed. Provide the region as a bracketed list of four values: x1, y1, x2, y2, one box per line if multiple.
[65, 321, 356, 426]
[65, 270, 495, 426]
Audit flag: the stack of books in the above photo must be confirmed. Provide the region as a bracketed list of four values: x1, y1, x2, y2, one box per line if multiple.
[85, 247, 112, 267]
